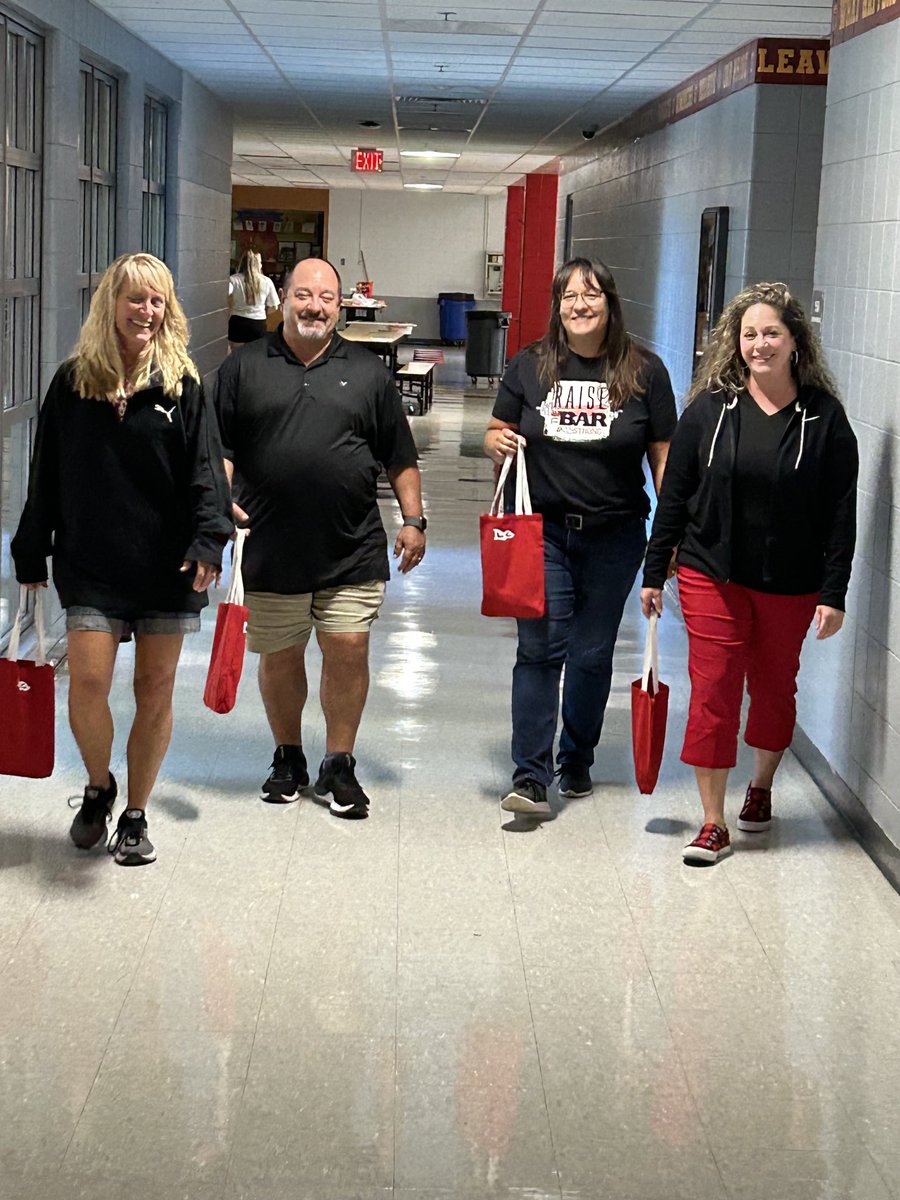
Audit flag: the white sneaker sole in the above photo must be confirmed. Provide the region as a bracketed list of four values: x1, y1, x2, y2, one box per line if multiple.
[737, 817, 772, 832]
[317, 790, 369, 819]
[260, 789, 301, 804]
[683, 842, 734, 864]
[558, 784, 593, 798]
[501, 791, 552, 815]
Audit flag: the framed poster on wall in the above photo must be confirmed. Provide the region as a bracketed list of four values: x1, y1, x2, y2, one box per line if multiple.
[694, 207, 729, 364]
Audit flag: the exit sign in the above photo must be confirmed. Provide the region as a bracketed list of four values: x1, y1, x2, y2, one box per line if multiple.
[352, 148, 383, 173]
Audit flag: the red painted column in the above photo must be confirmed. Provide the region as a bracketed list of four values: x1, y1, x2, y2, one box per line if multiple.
[501, 183, 525, 357]
[518, 173, 559, 349]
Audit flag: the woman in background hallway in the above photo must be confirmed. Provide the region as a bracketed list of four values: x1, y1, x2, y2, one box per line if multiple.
[228, 250, 280, 349]
[641, 282, 858, 864]
[484, 257, 677, 817]
[12, 252, 232, 865]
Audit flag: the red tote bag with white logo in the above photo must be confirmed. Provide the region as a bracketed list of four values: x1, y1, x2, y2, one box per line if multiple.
[480, 441, 545, 619]
[631, 611, 669, 795]
[0, 587, 55, 778]
[203, 529, 250, 715]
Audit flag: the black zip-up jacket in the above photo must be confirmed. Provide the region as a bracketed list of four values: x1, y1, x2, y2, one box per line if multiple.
[12, 363, 233, 615]
[642, 386, 858, 609]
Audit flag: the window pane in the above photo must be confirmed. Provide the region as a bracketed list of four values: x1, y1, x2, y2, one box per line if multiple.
[79, 68, 91, 168]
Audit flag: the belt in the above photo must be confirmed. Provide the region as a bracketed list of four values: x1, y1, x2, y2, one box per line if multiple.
[544, 510, 634, 532]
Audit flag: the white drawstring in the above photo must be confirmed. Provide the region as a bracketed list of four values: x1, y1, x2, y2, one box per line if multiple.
[794, 401, 806, 469]
[707, 395, 738, 467]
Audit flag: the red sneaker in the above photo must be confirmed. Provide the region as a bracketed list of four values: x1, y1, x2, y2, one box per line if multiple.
[737, 784, 772, 832]
[683, 823, 733, 864]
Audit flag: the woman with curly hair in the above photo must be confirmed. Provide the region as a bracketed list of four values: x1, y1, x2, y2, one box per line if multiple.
[641, 282, 858, 864]
[12, 252, 232, 865]
[484, 257, 677, 816]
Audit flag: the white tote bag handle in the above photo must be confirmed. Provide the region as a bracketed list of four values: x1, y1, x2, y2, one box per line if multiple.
[641, 610, 660, 695]
[489, 439, 532, 518]
[7, 585, 48, 668]
[225, 528, 248, 606]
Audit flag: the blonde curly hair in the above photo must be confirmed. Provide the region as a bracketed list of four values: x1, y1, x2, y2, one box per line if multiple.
[72, 252, 199, 402]
[690, 281, 839, 402]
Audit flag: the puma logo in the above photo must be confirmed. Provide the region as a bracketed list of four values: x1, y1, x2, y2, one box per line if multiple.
[154, 404, 176, 423]
[16, 680, 31, 692]
[493, 528, 515, 541]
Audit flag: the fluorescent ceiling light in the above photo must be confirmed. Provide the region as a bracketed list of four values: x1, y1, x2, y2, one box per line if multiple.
[404, 183, 444, 190]
[400, 150, 460, 159]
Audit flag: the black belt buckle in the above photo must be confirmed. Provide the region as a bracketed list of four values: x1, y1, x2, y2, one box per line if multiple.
[565, 513, 583, 531]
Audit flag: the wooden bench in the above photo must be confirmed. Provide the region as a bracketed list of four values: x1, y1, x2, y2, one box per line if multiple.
[396, 361, 435, 415]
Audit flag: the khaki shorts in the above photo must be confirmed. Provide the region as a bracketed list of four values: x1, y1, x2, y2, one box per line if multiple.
[245, 581, 386, 654]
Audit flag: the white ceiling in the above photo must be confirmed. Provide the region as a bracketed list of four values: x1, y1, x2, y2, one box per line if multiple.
[95, 0, 832, 193]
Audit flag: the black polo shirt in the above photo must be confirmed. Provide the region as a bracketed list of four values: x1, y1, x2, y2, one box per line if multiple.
[214, 326, 418, 594]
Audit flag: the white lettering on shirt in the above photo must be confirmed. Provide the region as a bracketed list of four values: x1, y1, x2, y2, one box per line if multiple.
[538, 380, 620, 443]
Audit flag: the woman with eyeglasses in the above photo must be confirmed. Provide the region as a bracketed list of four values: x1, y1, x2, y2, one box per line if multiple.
[483, 257, 677, 816]
[640, 282, 857, 864]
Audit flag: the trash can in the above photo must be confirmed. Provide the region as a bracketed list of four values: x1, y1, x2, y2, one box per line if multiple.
[437, 292, 476, 345]
[465, 310, 511, 384]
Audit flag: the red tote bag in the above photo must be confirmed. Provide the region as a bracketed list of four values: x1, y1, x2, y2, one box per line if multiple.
[0, 587, 55, 778]
[631, 611, 669, 795]
[480, 440, 545, 619]
[203, 529, 249, 715]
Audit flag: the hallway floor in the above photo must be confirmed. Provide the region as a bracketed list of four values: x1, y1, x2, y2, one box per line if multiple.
[2, 357, 900, 1200]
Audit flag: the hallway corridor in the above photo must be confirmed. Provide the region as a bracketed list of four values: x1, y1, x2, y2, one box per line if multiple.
[2, 369, 900, 1200]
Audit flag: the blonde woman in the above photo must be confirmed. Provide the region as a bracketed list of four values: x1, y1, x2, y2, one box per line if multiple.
[228, 250, 280, 348]
[12, 252, 232, 865]
[641, 283, 857, 864]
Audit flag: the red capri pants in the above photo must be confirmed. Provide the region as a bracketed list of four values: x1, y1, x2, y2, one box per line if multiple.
[678, 566, 819, 769]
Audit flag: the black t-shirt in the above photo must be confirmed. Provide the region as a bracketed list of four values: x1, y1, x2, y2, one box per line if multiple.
[729, 391, 796, 592]
[492, 346, 677, 521]
[214, 327, 418, 594]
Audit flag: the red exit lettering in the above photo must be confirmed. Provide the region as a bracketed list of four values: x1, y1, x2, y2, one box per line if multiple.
[352, 148, 384, 173]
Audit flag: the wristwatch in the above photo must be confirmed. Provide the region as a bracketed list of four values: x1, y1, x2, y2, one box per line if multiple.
[403, 516, 427, 532]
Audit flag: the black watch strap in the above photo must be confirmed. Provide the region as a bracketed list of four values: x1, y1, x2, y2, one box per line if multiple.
[403, 516, 427, 532]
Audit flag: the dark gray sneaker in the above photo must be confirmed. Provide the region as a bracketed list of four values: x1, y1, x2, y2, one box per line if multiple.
[500, 780, 551, 815]
[69, 772, 118, 849]
[261, 744, 309, 803]
[314, 753, 370, 820]
[557, 765, 593, 798]
[108, 808, 156, 866]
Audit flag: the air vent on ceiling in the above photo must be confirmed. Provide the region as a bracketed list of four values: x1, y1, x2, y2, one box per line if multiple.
[395, 96, 486, 107]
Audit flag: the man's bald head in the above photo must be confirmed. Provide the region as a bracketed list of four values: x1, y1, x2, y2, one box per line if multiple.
[285, 257, 342, 297]
[281, 257, 344, 360]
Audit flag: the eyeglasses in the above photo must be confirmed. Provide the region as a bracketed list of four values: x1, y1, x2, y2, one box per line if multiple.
[560, 289, 604, 307]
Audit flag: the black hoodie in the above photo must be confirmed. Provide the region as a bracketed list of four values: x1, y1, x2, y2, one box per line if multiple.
[642, 386, 858, 609]
[12, 362, 233, 615]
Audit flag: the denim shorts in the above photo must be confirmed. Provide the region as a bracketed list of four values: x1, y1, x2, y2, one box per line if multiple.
[66, 607, 200, 640]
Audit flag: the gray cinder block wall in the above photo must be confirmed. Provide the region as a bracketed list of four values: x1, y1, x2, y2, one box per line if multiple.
[557, 84, 826, 400]
[796, 19, 900, 858]
[26, 0, 233, 389]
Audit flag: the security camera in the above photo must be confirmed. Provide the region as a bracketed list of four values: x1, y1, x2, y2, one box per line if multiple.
[582, 125, 598, 140]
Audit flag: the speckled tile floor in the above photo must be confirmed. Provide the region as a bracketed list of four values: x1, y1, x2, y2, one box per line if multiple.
[2, 356, 899, 1199]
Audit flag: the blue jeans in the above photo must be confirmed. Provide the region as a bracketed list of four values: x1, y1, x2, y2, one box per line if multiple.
[511, 517, 647, 786]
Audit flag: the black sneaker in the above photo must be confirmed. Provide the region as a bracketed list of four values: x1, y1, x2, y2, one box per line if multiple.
[557, 764, 593, 798]
[108, 808, 156, 866]
[500, 779, 551, 815]
[314, 752, 370, 820]
[69, 772, 118, 849]
[260, 744, 309, 803]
